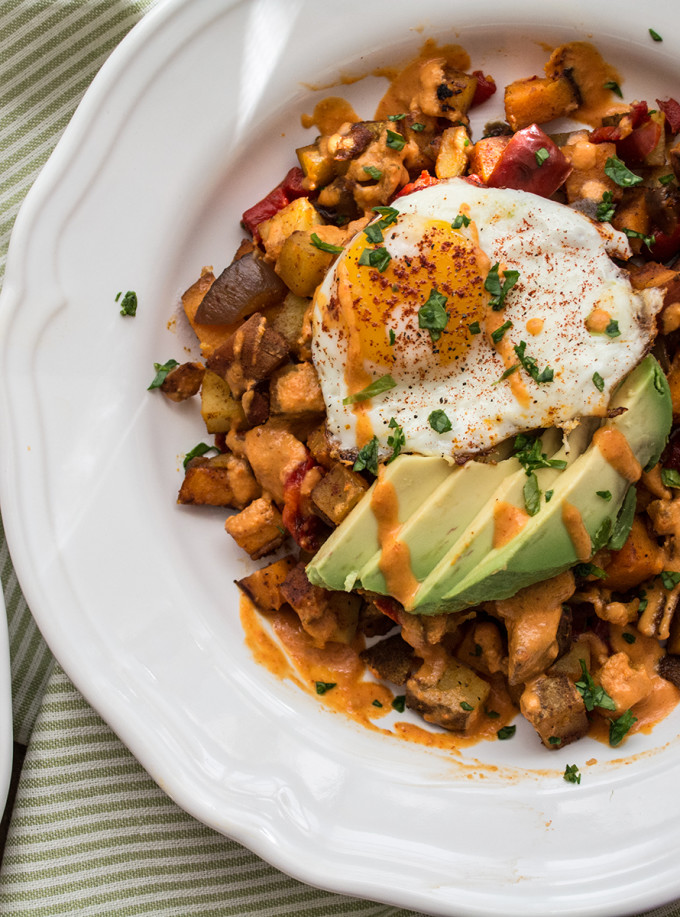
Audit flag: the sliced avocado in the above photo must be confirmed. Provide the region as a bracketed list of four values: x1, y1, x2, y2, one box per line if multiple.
[306, 455, 452, 592]
[415, 356, 671, 613]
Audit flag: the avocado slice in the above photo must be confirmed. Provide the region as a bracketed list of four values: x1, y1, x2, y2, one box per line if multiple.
[414, 356, 671, 613]
[306, 455, 452, 592]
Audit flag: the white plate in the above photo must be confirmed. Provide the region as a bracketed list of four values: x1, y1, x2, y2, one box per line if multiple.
[0, 589, 12, 815]
[2, 0, 680, 914]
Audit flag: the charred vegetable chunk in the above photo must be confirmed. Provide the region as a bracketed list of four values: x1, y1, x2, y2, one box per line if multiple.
[194, 252, 288, 325]
[236, 555, 298, 612]
[159, 361, 205, 402]
[224, 497, 287, 559]
[520, 674, 589, 749]
[310, 463, 369, 526]
[207, 312, 290, 398]
[360, 633, 415, 686]
[406, 659, 491, 732]
[504, 75, 579, 131]
[281, 562, 360, 646]
[178, 453, 261, 509]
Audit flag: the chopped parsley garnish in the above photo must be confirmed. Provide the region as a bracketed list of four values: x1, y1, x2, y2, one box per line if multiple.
[363, 165, 383, 181]
[411, 122, 426, 132]
[608, 486, 636, 551]
[596, 490, 612, 501]
[485, 262, 520, 310]
[563, 764, 581, 784]
[372, 205, 399, 225]
[622, 227, 655, 248]
[118, 290, 138, 316]
[497, 725, 516, 740]
[596, 191, 617, 223]
[310, 233, 344, 254]
[514, 340, 554, 383]
[638, 589, 648, 614]
[605, 319, 621, 338]
[592, 371, 605, 392]
[353, 436, 380, 476]
[659, 173, 676, 186]
[593, 517, 613, 550]
[603, 80, 623, 98]
[388, 113, 407, 121]
[148, 358, 179, 390]
[428, 409, 452, 433]
[513, 434, 567, 475]
[460, 701, 474, 711]
[387, 417, 405, 462]
[609, 709, 637, 747]
[485, 709, 500, 719]
[573, 562, 608, 581]
[604, 155, 643, 188]
[548, 736, 562, 746]
[386, 129, 406, 151]
[358, 247, 391, 272]
[392, 695, 406, 713]
[364, 222, 385, 244]
[622, 632, 636, 644]
[491, 320, 513, 344]
[183, 442, 220, 468]
[661, 468, 680, 488]
[315, 681, 337, 695]
[468, 320, 481, 334]
[343, 374, 396, 405]
[452, 213, 471, 229]
[418, 289, 449, 342]
[535, 147, 550, 166]
[661, 570, 680, 590]
[575, 659, 616, 711]
[388, 328, 396, 346]
[649, 27, 663, 42]
[523, 472, 541, 517]
[495, 364, 520, 384]
[545, 489, 554, 503]
[372, 699, 383, 707]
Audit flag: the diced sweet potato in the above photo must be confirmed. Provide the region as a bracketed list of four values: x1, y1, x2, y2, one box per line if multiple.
[224, 497, 286, 559]
[269, 362, 325, 418]
[310, 463, 369, 526]
[243, 422, 308, 505]
[200, 370, 246, 434]
[504, 75, 578, 131]
[178, 453, 261, 509]
[207, 312, 290, 398]
[435, 125, 470, 179]
[612, 189, 650, 253]
[281, 562, 360, 646]
[236, 555, 297, 612]
[520, 674, 589, 749]
[595, 652, 653, 714]
[406, 658, 491, 732]
[602, 516, 665, 591]
[468, 136, 511, 182]
[360, 633, 415, 686]
[159, 361, 205, 402]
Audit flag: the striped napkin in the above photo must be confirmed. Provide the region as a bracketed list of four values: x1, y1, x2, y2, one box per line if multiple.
[0, 3, 678, 916]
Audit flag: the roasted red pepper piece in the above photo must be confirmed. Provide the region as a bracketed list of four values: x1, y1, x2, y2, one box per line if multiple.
[657, 98, 680, 134]
[642, 222, 680, 262]
[485, 124, 572, 197]
[282, 455, 326, 552]
[242, 166, 309, 236]
[616, 118, 662, 163]
[470, 70, 497, 107]
[394, 170, 442, 198]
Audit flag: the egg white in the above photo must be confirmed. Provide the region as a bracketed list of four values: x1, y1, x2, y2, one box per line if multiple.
[311, 178, 662, 460]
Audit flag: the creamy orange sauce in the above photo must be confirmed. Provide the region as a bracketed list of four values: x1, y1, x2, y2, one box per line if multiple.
[371, 467, 419, 606]
[526, 317, 544, 336]
[493, 500, 529, 549]
[375, 41, 471, 120]
[561, 501, 592, 561]
[301, 96, 360, 134]
[593, 427, 642, 482]
[545, 41, 626, 126]
[585, 307, 612, 333]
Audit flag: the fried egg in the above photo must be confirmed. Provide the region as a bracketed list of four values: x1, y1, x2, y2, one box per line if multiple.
[311, 178, 662, 460]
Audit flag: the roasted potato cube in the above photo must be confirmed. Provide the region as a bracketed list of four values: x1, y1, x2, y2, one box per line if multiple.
[311, 463, 369, 526]
[435, 125, 471, 179]
[595, 652, 653, 714]
[468, 136, 511, 183]
[178, 453, 261, 509]
[263, 293, 311, 358]
[270, 362, 325, 419]
[236, 555, 297, 612]
[520, 674, 589, 749]
[200, 370, 246, 434]
[224, 497, 286, 559]
[275, 230, 335, 297]
[243, 422, 308, 504]
[406, 659, 491, 732]
[281, 562, 360, 646]
[296, 142, 336, 189]
[360, 633, 415, 686]
[258, 197, 319, 260]
[182, 269, 235, 356]
[504, 76, 578, 131]
[241, 384, 270, 427]
[422, 67, 477, 118]
[207, 312, 290, 398]
[159, 361, 204, 402]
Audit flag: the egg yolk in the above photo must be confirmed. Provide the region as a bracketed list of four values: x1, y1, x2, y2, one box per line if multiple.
[339, 217, 488, 371]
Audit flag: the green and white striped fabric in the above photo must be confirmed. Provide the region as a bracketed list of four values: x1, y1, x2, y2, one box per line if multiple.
[0, 3, 679, 915]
